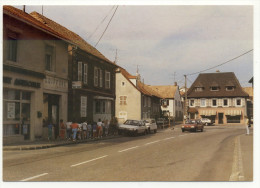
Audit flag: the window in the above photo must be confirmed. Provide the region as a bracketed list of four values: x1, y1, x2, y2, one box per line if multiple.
[223, 99, 228, 106]
[236, 99, 241, 106]
[195, 87, 203, 92]
[190, 99, 195, 107]
[94, 67, 99, 87]
[200, 99, 206, 107]
[120, 96, 127, 105]
[45, 45, 55, 71]
[83, 64, 88, 84]
[105, 71, 111, 89]
[99, 69, 103, 87]
[78, 61, 82, 81]
[95, 101, 101, 113]
[7, 36, 18, 62]
[95, 100, 111, 114]
[121, 81, 125, 87]
[211, 86, 219, 91]
[226, 86, 234, 91]
[161, 99, 169, 106]
[212, 99, 217, 107]
[80, 96, 87, 117]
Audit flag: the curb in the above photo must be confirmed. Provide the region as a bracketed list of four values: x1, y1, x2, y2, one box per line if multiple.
[3, 135, 122, 151]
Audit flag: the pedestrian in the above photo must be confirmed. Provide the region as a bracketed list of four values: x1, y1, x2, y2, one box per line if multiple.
[97, 119, 103, 138]
[245, 116, 250, 135]
[104, 119, 109, 136]
[82, 119, 88, 140]
[77, 122, 82, 140]
[47, 120, 53, 141]
[70, 119, 79, 141]
[59, 119, 66, 139]
[92, 122, 97, 139]
[87, 122, 92, 139]
[66, 120, 72, 140]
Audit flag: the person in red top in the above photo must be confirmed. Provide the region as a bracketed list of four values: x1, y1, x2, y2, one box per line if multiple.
[70, 119, 79, 141]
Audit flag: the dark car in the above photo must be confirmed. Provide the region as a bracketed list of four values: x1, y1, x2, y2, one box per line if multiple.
[181, 120, 204, 132]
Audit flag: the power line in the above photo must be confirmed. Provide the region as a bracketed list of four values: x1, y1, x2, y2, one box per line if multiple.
[87, 6, 116, 40]
[187, 49, 253, 76]
[94, 5, 119, 48]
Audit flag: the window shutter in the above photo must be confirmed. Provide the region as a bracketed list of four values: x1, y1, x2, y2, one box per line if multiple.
[83, 64, 88, 84]
[80, 96, 87, 117]
[241, 98, 245, 106]
[78, 62, 82, 81]
[233, 98, 236, 106]
[209, 99, 212, 106]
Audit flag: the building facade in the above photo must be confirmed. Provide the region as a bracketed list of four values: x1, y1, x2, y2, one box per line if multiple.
[115, 68, 161, 123]
[148, 84, 183, 121]
[186, 72, 249, 125]
[3, 6, 70, 143]
[30, 11, 117, 124]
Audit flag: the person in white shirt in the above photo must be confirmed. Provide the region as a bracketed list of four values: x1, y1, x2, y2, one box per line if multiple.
[82, 120, 88, 140]
[97, 119, 103, 138]
[66, 121, 72, 140]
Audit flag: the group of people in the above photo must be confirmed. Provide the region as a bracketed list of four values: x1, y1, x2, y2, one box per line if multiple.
[47, 117, 119, 142]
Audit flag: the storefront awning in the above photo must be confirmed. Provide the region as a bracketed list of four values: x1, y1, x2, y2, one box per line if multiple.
[200, 110, 216, 116]
[226, 110, 242, 116]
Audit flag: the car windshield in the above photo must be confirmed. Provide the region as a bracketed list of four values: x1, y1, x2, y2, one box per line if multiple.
[185, 120, 194, 124]
[124, 120, 140, 126]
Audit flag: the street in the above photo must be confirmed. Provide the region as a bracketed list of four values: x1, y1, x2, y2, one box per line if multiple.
[3, 125, 253, 182]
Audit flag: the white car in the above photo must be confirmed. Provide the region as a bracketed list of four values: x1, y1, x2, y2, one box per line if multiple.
[143, 119, 158, 133]
[118, 120, 146, 136]
[200, 118, 212, 126]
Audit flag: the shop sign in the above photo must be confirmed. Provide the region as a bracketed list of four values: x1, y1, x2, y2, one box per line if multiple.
[72, 81, 82, 89]
[44, 76, 67, 91]
[7, 102, 15, 119]
[14, 79, 41, 88]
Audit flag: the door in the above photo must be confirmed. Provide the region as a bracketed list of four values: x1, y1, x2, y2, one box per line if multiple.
[218, 113, 224, 124]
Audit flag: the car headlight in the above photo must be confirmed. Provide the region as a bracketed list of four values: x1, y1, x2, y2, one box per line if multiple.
[191, 126, 194, 128]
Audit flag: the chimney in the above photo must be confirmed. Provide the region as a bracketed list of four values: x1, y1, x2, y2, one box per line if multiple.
[23, 5, 26, 12]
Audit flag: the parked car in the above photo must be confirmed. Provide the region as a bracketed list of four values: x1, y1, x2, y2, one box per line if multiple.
[156, 118, 168, 128]
[143, 119, 158, 133]
[118, 120, 146, 136]
[182, 119, 204, 132]
[200, 118, 212, 126]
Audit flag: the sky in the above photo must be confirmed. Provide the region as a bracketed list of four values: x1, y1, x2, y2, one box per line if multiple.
[10, 4, 254, 88]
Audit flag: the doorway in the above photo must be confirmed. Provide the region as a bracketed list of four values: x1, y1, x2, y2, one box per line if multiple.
[218, 113, 224, 124]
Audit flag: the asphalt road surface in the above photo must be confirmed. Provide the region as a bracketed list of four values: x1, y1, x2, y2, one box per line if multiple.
[3, 125, 253, 182]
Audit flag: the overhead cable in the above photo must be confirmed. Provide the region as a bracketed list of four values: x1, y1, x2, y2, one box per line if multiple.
[187, 49, 253, 76]
[87, 6, 116, 40]
[95, 5, 119, 48]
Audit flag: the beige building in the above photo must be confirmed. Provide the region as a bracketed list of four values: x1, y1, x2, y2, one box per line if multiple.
[115, 68, 161, 123]
[3, 6, 70, 143]
[187, 72, 249, 125]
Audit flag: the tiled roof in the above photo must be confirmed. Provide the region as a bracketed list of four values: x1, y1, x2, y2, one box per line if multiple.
[187, 72, 249, 98]
[148, 85, 178, 99]
[30, 11, 114, 64]
[242, 87, 253, 97]
[119, 67, 161, 98]
[3, 6, 69, 41]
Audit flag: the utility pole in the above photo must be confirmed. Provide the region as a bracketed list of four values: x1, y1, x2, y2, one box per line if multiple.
[184, 75, 188, 123]
[42, 6, 43, 15]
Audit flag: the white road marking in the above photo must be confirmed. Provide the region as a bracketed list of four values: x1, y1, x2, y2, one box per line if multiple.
[164, 137, 175, 140]
[144, 140, 161, 145]
[20, 173, 48, 181]
[179, 134, 187, 136]
[118, 146, 139, 153]
[71, 155, 108, 167]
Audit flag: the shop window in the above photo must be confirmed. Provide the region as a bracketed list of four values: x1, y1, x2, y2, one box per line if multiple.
[226, 116, 240, 123]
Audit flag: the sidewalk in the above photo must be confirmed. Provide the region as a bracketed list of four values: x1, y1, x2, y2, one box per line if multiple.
[3, 135, 121, 151]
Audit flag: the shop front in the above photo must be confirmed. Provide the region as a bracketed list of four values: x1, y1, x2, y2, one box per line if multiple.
[3, 72, 43, 144]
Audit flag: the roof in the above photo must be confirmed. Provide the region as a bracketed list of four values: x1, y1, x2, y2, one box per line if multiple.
[148, 85, 178, 99]
[29, 11, 114, 64]
[119, 67, 161, 98]
[242, 87, 253, 97]
[187, 72, 249, 98]
[3, 6, 69, 42]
